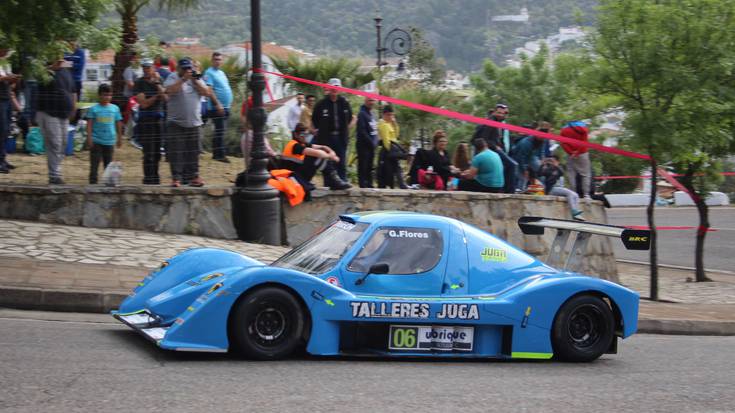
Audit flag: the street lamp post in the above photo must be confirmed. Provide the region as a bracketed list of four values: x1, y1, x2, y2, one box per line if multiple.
[374, 13, 413, 71]
[232, 0, 281, 245]
[374, 15, 383, 68]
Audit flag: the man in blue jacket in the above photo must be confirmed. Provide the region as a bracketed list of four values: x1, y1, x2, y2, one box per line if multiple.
[356, 97, 378, 188]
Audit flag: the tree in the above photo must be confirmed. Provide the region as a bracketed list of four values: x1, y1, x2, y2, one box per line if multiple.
[587, 0, 735, 296]
[379, 86, 453, 147]
[405, 27, 446, 86]
[0, 0, 117, 78]
[470, 44, 585, 126]
[111, 0, 198, 106]
[270, 55, 375, 97]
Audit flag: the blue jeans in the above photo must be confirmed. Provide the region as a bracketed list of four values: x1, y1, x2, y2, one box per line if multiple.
[206, 108, 230, 159]
[495, 149, 518, 194]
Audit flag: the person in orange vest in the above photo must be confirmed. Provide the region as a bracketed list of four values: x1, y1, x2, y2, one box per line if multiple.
[281, 123, 351, 191]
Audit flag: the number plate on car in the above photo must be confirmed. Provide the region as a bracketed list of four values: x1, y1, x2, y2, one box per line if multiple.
[388, 325, 474, 352]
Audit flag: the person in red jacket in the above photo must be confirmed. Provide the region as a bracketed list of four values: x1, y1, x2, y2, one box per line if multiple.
[560, 121, 592, 202]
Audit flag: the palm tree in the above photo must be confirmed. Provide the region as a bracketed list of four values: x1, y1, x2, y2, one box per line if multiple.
[111, 0, 198, 106]
[381, 85, 453, 148]
[271, 55, 375, 97]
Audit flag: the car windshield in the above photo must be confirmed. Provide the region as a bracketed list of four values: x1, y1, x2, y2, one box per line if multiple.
[271, 220, 369, 275]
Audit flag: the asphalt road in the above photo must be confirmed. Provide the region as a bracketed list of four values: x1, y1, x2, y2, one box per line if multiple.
[607, 207, 735, 272]
[0, 311, 733, 413]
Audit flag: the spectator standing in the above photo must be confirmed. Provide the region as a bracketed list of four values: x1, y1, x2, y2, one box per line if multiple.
[64, 42, 85, 100]
[203, 52, 233, 162]
[458, 138, 504, 193]
[287, 92, 305, 132]
[510, 124, 546, 192]
[473, 104, 508, 151]
[280, 123, 349, 191]
[85, 84, 122, 184]
[377, 105, 407, 189]
[155, 56, 172, 81]
[312, 78, 354, 181]
[472, 104, 518, 193]
[560, 121, 592, 202]
[164, 57, 210, 187]
[356, 97, 378, 188]
[0, 52, 21, 174]
[538, 155, 585, 220]
[299, 94, 316, 134]
[37, 58, 76, 184]
[134, 59, 167, 184]
[123, 52, 139, 101]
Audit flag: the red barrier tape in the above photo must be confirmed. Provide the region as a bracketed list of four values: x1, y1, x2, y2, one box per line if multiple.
[657, 168, 701, 204]
[256, 69, 652, 161]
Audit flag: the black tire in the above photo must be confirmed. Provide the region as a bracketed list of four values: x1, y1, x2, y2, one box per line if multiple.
[551, 295, 615, 362]
[230, 287, 306, 360]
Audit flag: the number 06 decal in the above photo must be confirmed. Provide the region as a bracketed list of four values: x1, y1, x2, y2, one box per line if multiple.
[389, 326, 419, 350]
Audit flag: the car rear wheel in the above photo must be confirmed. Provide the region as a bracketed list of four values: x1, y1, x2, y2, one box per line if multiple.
[230, 287, 306, 360]
[551, 295, 614, 362]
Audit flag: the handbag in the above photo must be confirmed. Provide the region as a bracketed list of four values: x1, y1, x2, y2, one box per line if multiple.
[387, 142, 408, 160]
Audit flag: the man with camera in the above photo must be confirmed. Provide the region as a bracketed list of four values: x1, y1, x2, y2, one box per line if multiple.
[164, 57, 210, 187]
[134, 59, 167, 185]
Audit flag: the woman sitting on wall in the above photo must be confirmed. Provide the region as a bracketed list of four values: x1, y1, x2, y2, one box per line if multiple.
[410, 130, 460, 190]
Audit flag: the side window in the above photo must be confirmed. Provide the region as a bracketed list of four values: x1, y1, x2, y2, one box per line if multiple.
[347, 227, 443, 275]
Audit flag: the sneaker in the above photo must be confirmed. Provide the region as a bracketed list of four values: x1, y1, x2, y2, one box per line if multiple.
[130, 139, 143, 150]
[171, 180, 181, 188]
[573, 214, 586, 221]
[584, 195, 593, 204]
[189, 177, 205, 187]
[213, 157, 231, 163]
[49, 177, 65, 185]
[3, 162, 16, 170]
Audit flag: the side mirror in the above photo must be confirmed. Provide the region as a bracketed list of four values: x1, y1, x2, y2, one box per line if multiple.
[355, 263, 390, 285]
[368, 263, 390, 274]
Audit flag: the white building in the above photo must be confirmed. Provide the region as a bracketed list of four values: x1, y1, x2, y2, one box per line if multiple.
[492, 7, 530, 23]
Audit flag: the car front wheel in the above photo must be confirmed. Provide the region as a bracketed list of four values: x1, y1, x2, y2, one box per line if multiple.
[230, 287, 306, 360]
[551, 295, 615, 362]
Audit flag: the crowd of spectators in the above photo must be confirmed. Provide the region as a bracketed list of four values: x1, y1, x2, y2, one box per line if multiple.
[0, 47, 595, 218]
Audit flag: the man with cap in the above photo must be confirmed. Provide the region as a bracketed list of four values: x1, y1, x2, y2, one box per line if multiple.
[134, 58, 167, 184]
[311, 78, 354, 183]
[36, 57, 76, 184]
[164, 57, 211, 187]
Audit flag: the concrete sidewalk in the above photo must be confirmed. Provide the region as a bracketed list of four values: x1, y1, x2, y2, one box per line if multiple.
[1, 219, 734, 335]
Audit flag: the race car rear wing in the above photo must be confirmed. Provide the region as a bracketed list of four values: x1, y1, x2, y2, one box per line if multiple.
[518, 216, 651, 271]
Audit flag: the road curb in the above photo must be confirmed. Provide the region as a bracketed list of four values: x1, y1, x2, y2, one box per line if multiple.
[1, 285, 734, 336]
[638, 319, 735, 336]
[0, 286, 127, 313]
[617, 259, 735, 276]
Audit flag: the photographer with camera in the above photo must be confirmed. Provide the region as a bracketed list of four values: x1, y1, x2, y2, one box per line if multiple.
[163, 57, 211, 187]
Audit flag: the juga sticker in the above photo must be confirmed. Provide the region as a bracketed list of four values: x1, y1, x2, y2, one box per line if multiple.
[481, 247, 507, 262]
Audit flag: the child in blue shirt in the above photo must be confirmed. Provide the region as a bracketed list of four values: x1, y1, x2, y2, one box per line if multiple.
[86, 84, 122, 184]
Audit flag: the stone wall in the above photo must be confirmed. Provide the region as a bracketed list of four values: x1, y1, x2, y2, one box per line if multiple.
[0, 185, 237, 239]
[284, 188, 617, 280]
[0, 184, 617, 280]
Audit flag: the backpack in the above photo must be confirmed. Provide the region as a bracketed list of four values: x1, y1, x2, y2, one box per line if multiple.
[25, 127, 45, 155]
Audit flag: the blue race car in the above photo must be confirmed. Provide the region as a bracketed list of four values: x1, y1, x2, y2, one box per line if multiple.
[113, 212, 649, 362]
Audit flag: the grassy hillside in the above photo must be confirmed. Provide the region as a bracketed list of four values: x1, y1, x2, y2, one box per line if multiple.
[123, 0, 598, 72]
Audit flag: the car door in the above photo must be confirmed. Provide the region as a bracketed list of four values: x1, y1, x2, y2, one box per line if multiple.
[340, 223, 448, 296]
